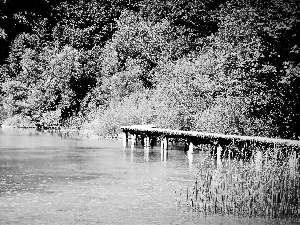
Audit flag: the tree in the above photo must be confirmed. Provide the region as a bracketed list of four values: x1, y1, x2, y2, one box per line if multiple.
[52, 0, 132, 50]
[0, 0, 54, 63]
[100, 10, 191, 101]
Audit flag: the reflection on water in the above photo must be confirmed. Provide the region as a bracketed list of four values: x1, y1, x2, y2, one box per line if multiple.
[0, 129, 289, 225]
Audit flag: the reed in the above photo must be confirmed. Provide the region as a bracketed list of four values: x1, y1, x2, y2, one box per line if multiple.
[178, 144, 300, 220]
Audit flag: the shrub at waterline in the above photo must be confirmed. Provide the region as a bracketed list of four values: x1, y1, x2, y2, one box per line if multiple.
[177, 144, 300, 220]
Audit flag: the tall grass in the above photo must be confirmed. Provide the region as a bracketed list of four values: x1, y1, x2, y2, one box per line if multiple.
[178, 144, 300, 220]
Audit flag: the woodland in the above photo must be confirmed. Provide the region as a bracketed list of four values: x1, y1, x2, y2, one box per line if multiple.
[0, 0, 299, 139]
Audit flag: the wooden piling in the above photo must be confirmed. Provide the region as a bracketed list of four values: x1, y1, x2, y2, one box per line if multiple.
[188, 141, 194, 153]
[164, 145, 167, 162]
[255, 150, 262, 172]
[122, 132, 128, 148]
[188, 141, 193, 171]
[217, 145, 222, 168]
[161, 137, 164, 161]
[163, 137, 168, 150]
[131, 134, 136, 147]
[144, 136, 150, 148]
[289, 151, 296, 179]
[160, 136, 168, 161]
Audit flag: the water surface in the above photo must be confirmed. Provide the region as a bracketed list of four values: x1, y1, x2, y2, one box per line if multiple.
[0, 129, 292, 224]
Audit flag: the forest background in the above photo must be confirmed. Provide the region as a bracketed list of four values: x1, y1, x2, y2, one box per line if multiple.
[0, 0, 299, 139]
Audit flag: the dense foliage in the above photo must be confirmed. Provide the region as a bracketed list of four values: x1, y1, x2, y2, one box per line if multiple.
[0, 0, 299, 139]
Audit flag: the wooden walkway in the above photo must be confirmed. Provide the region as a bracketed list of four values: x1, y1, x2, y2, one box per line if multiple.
[121, 124, 300, 166]
[121, 124, 300, 148]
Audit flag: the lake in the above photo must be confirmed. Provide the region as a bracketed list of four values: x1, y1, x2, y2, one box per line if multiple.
[0, 128, 292, 224]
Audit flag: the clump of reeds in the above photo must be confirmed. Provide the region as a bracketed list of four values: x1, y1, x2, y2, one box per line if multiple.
[178, 144, 300, 220]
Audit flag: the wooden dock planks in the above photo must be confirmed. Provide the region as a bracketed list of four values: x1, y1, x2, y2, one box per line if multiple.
[121, 125, 300, 147]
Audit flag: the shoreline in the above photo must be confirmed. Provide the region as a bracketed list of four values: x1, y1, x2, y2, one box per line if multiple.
[1, 125, 123, 141]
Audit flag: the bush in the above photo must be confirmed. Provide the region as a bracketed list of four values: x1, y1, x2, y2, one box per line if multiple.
[83, 90, 158, 137]
[2, 114, 35, 128]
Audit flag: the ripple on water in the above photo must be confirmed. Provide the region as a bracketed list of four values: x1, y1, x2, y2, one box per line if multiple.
[0, 131, 299, 225]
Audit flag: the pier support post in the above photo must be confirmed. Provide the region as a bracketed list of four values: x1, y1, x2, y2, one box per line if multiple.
[144, 136, 150, 148]
[163, 137, 168, 150]
[164, 144, 167, 162]
[188, 141, 194, 153]
[122, 132, 128, 148]
[289, 151, 296, 178]
[255, 150, 262, 172]
[217, 144, 222, 168]
[161, 137, 164, 161]
[161, 136, 168, 150]
[188, 141, 194, 171]
[160, 136, 168, 161]
[131, 134, 136, 147]
[164, 137, 168, 161]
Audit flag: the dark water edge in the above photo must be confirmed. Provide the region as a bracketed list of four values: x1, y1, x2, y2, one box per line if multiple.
[0, 128, 298, 225]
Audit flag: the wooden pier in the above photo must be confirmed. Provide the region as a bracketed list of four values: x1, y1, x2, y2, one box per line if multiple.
[121, 124, 300, 167]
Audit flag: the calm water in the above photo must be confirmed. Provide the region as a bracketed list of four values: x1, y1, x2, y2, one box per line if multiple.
[0, 129, 291, 225]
